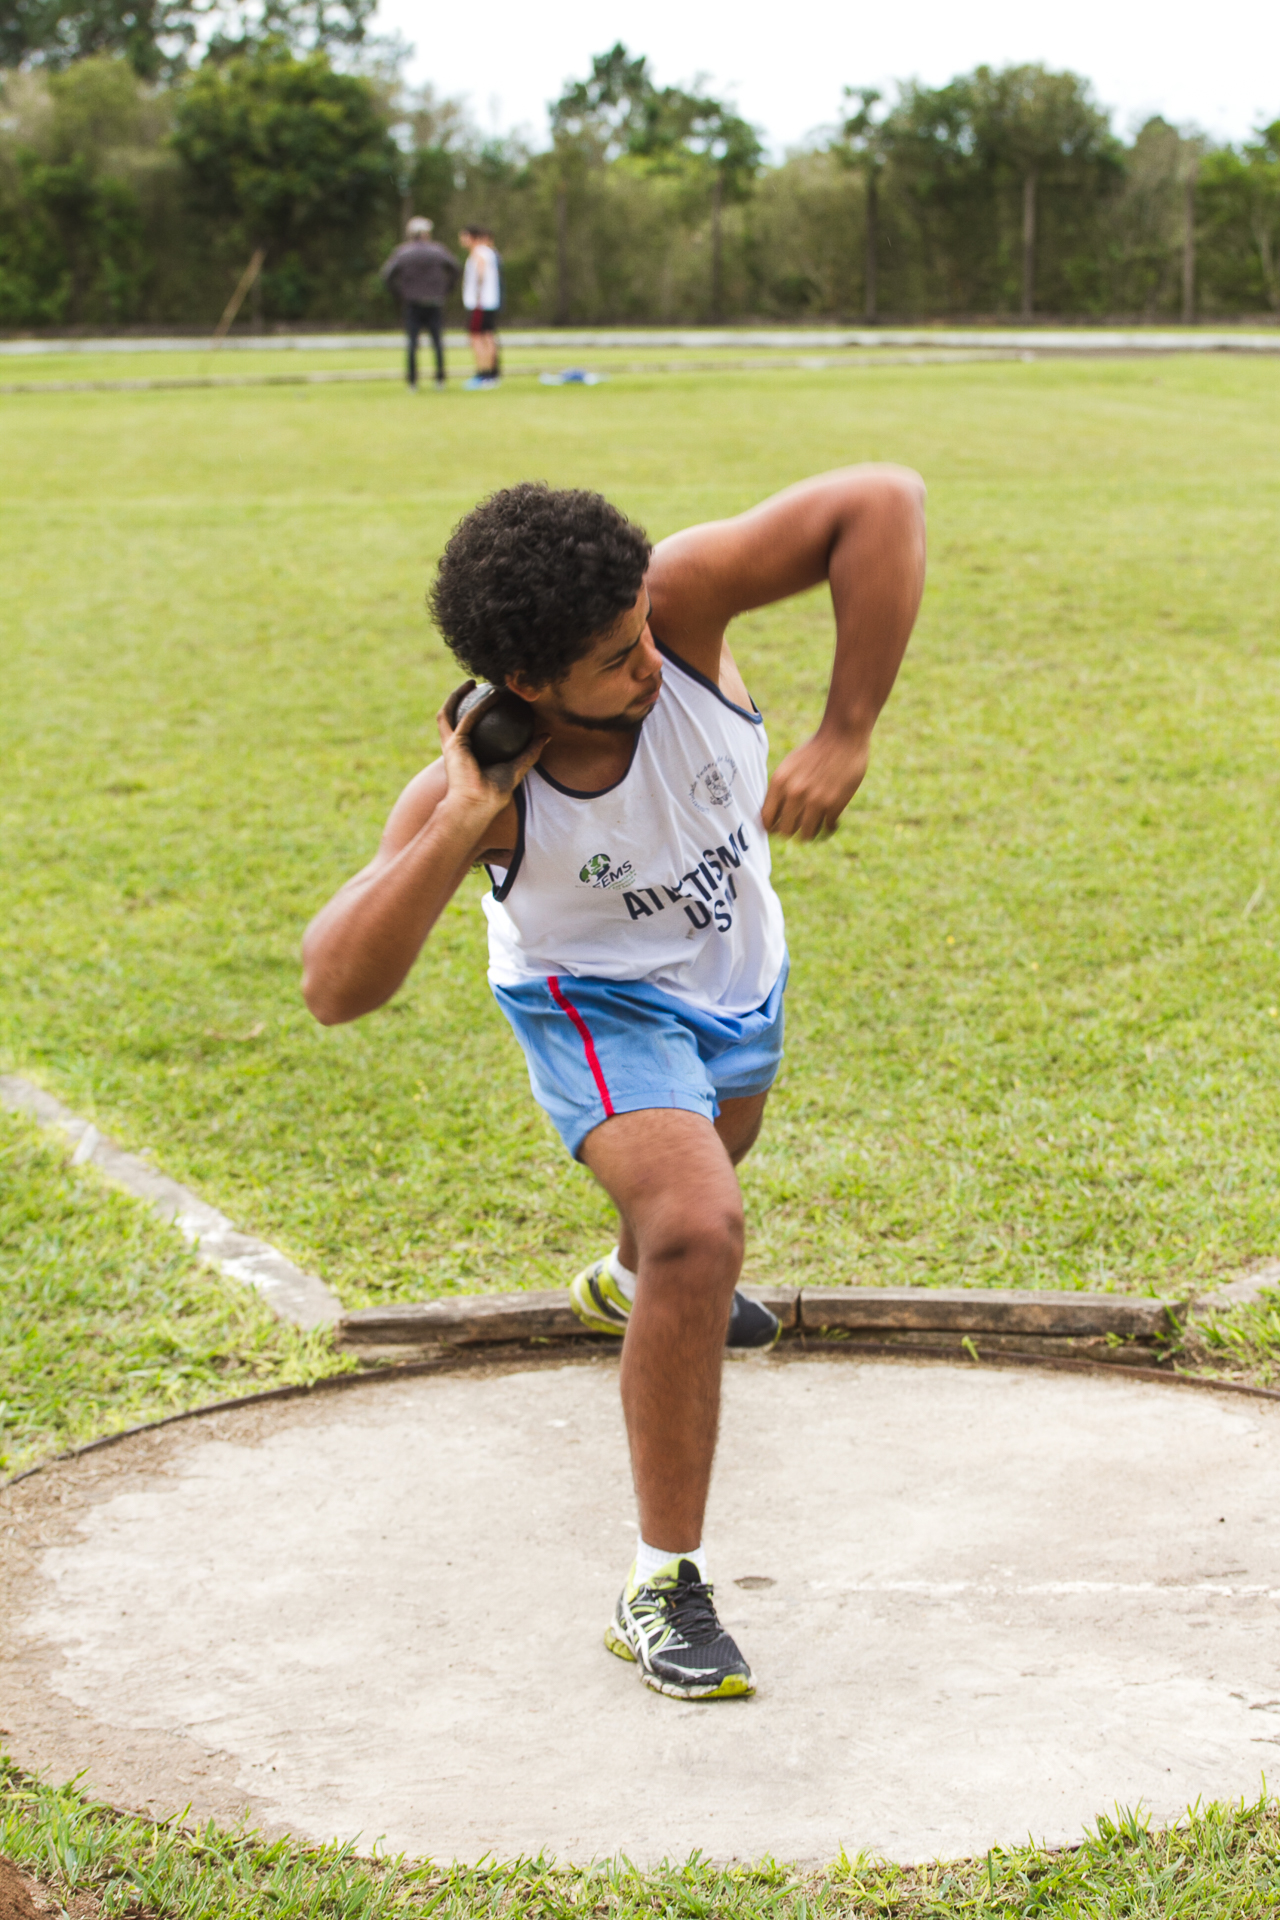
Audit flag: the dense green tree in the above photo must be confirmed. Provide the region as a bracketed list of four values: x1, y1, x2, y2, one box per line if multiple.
[171, 40, 396, 318]
[4, 0, 375, 82]
[0, 57, 174, 323]
[549, 42, 652, 158]
[394, 81, 473, 231]
[545, 46, 654, 320]
[629, 88, 761, 318]
[834, 87, 889, 318]
[0, 0, 192, 81]
[0, 44, 1277, 330]
[547, 44, 761, 321]
[966, 64, 1120, 314]
[879, 76, 990, 312]
[884, 65, 1121, 315]
[1104, 117, 1205, 319]
[1198, 121, 1280, 313]
[198, 0, 377, 64]
[742, 145, 861, 316]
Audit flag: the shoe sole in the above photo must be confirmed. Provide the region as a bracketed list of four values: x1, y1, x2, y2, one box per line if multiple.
[731, 1318, 782, 1353]
[644, 1669, 755, 1700]
[604, 1620, 636, 1662]
[604, 1620, 755, 1699]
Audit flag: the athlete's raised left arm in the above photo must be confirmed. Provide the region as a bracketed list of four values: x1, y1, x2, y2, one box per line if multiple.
[646, 465, 926, 841]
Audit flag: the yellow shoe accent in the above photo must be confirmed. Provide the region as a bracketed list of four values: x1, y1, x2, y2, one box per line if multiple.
[568, 1251, 632, 1335]
[604, 1620, 637, 1662]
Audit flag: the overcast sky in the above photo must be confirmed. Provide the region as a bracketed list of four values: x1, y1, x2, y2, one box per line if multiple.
[373, 0, 1278, 156]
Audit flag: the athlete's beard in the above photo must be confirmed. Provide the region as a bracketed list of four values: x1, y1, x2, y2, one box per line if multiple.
[556, 704, 651, 733]
[547, 683, 661, 733]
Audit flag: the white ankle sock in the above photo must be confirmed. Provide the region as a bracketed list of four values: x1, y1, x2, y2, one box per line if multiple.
[635, 1535, 707, 1584]
[606, 1246, 637, 1301]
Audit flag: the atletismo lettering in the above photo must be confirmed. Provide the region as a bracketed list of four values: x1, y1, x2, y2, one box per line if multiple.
[622, 825, 748, 932]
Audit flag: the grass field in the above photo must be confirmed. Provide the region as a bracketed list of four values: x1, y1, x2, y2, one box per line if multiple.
[4, 1757, 1280, 1918]
[3, 348, 1280, 1913]
[0, 1104, 341, 1475]
[4, 352, 1280, 1306]
[0, 341, 1028, 408]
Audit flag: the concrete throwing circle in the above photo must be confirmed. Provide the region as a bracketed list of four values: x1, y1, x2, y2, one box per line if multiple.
[3, 1354, 1279, 1867]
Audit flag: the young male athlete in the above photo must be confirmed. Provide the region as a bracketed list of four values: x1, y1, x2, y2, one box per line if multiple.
[459, 224, 501, 387]
[302, 469, 926, 1699]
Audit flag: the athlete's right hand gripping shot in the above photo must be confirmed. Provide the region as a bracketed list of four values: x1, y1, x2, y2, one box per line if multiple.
[302, 469, 926, 1700]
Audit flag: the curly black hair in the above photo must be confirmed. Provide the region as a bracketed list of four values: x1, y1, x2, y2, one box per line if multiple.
[429, 483, 652, 688]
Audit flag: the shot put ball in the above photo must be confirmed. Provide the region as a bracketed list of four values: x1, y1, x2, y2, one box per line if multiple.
[456, 682, 537, 767]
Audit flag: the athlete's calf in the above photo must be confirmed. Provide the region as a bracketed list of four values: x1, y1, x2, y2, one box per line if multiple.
[582, 1107, 744, 1553]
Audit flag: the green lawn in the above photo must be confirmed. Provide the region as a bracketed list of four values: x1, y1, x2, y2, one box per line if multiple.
[3, 354, 1278, 1313]
[0, 337, 972, 391]
[4, 1757, 1280, 1918]
[4, 349, 1280, 1908]
[0, 1103, 340, 1476]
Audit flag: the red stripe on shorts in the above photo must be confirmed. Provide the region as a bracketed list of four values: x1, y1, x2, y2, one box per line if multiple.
[547, 975, 615, 1117]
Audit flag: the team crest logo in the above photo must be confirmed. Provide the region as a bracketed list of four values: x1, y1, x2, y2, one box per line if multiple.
[578, 851, 634, 889]
[690, 755, 738, 812]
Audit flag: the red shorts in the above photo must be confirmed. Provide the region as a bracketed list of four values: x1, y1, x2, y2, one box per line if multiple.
[468, 308, 499, 334]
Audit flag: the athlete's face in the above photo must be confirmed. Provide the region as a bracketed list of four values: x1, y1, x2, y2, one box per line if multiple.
[513, 584, 662, 733]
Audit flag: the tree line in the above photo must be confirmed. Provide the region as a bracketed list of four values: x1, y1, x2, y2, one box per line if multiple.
[2, 10, 1278, 332]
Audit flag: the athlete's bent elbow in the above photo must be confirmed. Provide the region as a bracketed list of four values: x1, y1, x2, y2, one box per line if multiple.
[867, 463, 926, 512]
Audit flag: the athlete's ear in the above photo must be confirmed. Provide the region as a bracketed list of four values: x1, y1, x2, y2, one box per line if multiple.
[505, 672, 547, 704]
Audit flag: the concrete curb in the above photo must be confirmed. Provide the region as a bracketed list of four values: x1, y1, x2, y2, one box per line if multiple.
[1194, 1265, 1280, 1311]
[337, 1282, 1186, 1364]
[8, 1070, 1265, 1370]
[0, 1075, 340, 1330]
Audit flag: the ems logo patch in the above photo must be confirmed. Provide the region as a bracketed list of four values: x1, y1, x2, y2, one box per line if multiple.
[690, 755, 737, 812]
[578, 852, 634, 889]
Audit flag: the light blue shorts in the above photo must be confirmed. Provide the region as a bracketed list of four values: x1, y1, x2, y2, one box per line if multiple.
[492, 958, 788, 1159]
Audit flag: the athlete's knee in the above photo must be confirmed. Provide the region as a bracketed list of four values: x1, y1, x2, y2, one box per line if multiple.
[639, 1197, 743, 1290]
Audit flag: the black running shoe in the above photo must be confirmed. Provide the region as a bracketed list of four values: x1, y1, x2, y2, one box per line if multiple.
[570, 1252, 781, 1350]
[605, 1557, 755, 1699]
[726, 1290, 782, 1349]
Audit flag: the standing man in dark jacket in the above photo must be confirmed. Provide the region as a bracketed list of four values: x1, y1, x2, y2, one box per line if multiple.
[380, 217, 460, 390]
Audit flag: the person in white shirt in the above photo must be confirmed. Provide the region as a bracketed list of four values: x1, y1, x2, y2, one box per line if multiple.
[459, 224, 502, 387]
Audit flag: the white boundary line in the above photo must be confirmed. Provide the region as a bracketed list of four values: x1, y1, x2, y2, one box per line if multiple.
[0, 1074, 341, 1329]
[0, 351, 1032, 397]
[2, 326, 1279, 357]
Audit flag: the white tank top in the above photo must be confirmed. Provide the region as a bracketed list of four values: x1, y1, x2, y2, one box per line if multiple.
[462, 244, 500, 309]
[483, 643, 787, 1015]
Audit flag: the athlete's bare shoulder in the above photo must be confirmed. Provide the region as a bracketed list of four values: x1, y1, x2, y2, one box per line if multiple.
[373, 759, 519, 873]
[645, 475, 843, 692]
[647, 466, 923, 694]
[645, 522, 737, 684]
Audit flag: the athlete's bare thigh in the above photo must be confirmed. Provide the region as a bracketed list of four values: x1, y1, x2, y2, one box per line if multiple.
[716, 1090, 769, 1165]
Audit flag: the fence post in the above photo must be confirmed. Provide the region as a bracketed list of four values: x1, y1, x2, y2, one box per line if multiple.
[212, 248, 266, 346]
